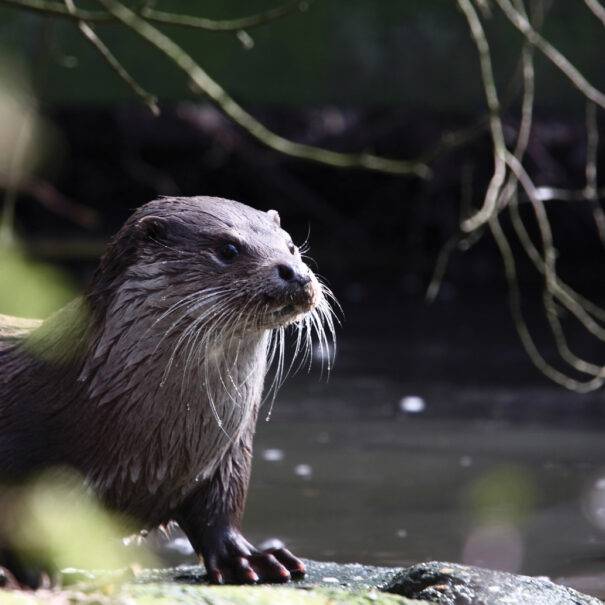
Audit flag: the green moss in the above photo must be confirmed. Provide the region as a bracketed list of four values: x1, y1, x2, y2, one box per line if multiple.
[118, 582, 425, 605]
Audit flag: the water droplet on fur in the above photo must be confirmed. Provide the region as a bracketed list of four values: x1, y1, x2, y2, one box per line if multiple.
[160, 379, 165, 388]
[312, 342, 335, 363]
[186, 403, 191, 412]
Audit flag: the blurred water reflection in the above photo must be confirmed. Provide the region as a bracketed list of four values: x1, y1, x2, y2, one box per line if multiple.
[241, 290, 605, 597]
[248, 414, 605, 578]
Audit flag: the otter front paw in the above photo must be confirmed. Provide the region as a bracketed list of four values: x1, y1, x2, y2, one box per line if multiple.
[201, 524, 305, 584]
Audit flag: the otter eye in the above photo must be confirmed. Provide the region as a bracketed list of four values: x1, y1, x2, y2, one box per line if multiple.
[218, 242, 240, 262]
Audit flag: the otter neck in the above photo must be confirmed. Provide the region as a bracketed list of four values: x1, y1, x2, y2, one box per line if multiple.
[76, 274, 270, 505]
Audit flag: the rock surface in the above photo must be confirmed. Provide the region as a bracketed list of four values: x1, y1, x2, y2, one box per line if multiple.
[384, 561, 604, 605]
[1, 560, 602, 604]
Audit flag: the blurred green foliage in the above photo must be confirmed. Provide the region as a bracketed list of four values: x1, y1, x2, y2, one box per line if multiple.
[467, 464, 537, 525]
[2, 469, 156, 581]
[0, 247, 76, 318]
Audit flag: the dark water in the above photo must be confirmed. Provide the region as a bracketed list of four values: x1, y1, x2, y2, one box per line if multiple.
[247, 286, 605, 598]
[249, 413, 605, 577]
[162, 285, 605, 598]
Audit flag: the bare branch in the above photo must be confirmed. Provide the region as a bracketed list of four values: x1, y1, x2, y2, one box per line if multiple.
[584, 0, 605, 28]
[507, 150, 605, 343]
[583, 101, 605, 248]
[489, 215, 605, 392]
[425, 232, 464, 303]
[0, 0, 312, 32]
[1, 0, 110, 20]
[456, 0, 507, 232]
[63, 0, 159, 116]
[544, 292, 605, 377]
[495, 0, 605, 108]
[0, 173, 101, 228]
[93, 0, 431, 178]
[141, 1, 313, 32]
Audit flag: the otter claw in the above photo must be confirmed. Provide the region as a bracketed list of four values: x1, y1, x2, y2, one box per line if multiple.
[205, 549, 305, 584]
[265, 547, 306, 577]
[198, 523, 305, 584]
[248, 552, 291, 583]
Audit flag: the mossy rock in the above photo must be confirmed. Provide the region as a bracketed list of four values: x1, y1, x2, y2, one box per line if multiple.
[2, 560, 602, 604]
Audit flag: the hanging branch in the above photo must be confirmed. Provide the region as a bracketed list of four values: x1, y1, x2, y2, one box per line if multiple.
[140, 1, 313, 32]
[429, 0, 605, 390]
[495, 0, 605, 109]
[583, 0, 605, 29]
[88, 0, 430, 178]
[584, 101, 605, 248]
[62, 0, 159, 115]
[489, 216, 605, 392]
[3, 0, 605, 390]
[0, 0, 312, 31]
[1, 0, 431, 177]
[456, 0, 507, 232]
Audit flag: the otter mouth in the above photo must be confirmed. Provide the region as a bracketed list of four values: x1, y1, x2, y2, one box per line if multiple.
[265, 300, 314, 328]
[270, 303, 305, 322]
[262, 280, 320, 328]
[273, 303, 296, 318]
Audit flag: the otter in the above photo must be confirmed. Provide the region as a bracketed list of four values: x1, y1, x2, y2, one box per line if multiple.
[0, 196, 335, 584]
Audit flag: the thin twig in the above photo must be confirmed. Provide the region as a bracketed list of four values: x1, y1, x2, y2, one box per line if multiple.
[533, 186, 605, 201]
[498, 36, 535, 214]
[419, 115, 489, 164]
[584, 101, 605, 248]
[425, 232, 464, 303]
[490, 215, 605, 392]
[584, 0, 605, 28]
[509, 193, 605, 325]
[63, 0, 159, 116]
[0, 173, 101, 228]
[507, 150, 605, 342]
[93, 0, 431, 178]
[543, 292, 605, 377]
[1, 0, 110, 19]
[426, 1, 536, 304]
[0, 0, 312, 31]
[426, 163, 480, 302]
[456, 0, 508, 232]
[495, 0, 605, 109]
[141, 0, 312, 32]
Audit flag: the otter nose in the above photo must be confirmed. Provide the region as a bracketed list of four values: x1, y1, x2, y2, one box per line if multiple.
[276, 263, 311, 286]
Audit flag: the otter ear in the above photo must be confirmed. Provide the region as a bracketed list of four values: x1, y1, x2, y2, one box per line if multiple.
[134, 215, 168, 241]
[267, 209, 280, 227]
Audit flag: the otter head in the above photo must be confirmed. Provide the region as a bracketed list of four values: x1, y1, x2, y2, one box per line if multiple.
[87, 196, 331, 338]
